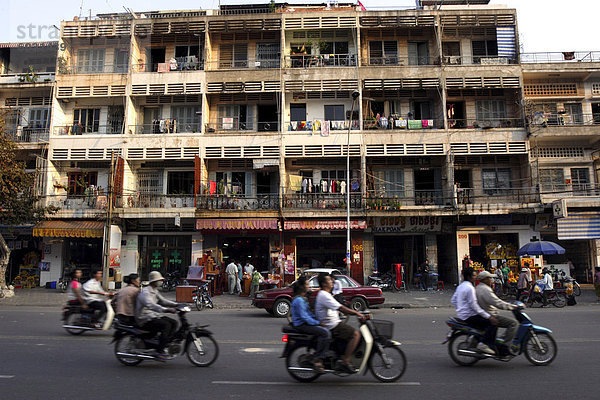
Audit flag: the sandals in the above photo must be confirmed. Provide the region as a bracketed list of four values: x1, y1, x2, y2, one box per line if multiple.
[312, 360, 325, 373]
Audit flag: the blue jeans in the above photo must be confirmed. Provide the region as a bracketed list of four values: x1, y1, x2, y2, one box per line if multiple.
[294, 324, 331, 359]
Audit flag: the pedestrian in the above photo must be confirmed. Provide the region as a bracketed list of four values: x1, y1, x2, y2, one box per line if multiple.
[331, 274, 345, 305]
[594, 267, 600, 302]
[250, 269, 263, 297]
[567, 258, 575, 278]
[516, 267, 530, 301]
[420, 260, 430, 291]
[244, 262, 254, 275]
[236, 261, 243, 294]
[226, 260, 238, 295]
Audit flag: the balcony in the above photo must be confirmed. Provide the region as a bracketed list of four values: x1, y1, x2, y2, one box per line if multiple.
[206, 59, 279, 70]
[530, 113, 599, 127]
[206, 120, 279, 134]
[0, 72, 55, 85]
[285, 120, 359, 133]
[448, 118, 525, 129]
[54, 124, 124, 136]
[196, 195, 279, 211]
[122, 194, 196, 209]
[521, 51, 600, 64]
[285, 54, 357, 68]
[283, 194, 362, 210]
[456, 187, 539, 206]
[44, 194, 108, 218]
[361, 56, 439, 67]
[128, 123, 201, 135]
[132, 58, 204, 73]
[7, 128, 49, 143]
[60, 64, 129, 74]
[363, 118, 442, 130]
[540, 183, 600, 201]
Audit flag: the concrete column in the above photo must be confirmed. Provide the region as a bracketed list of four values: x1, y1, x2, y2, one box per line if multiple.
[362, 232, 375, 278]
[425, 233, 438, 274]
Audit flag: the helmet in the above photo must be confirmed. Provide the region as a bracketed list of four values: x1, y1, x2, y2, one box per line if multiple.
[148, 271, 165, 283]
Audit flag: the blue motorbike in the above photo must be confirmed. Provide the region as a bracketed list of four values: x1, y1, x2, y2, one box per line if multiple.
[444, 302, 557, 366]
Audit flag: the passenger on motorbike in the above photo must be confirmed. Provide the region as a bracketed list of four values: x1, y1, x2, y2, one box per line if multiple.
[450, 267, 498, 355]
[66, 269, 87, 308]
[290, 276, 330, 373]
[135, 271, 179, 359]
[115, 273, 141, 326]
[475, 271, 520, 353]
[314, 273, 366, 374]
[82, 269, 110, 328]
[539, 268, 554, 307]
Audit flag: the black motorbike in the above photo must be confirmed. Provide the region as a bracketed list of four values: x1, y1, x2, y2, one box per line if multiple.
[367, 271, 401, 292]
[161, 272, 182, 292]
[193, 283, 214, 311]
[112, 305, 219, 367]
[62, 296, 115, 335]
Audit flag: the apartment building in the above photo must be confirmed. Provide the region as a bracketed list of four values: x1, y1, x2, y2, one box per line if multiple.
[15, 0, 597, 289]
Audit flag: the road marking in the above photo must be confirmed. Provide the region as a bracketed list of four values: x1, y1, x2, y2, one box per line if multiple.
[0, 375, 15, 379]
[240, 347, 280, 353]
[212, 380, 420, 386]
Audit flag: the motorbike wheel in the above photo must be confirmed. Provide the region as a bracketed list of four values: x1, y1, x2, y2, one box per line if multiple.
[448, 333, 479, 366]
[573, 285, 581, 297]
[369, 345, 407, 382]
[524, 332, 557, 366]
[186, 335, 219, 367]
[59, 282, 67, 293]
[206, 296, 214, 309]
[285, 345, 321, 383]
[114, 336, 143, 366]
[195, 296, 204, 311]
[552, 293, 567, 308]
[64, 313, 86, 335]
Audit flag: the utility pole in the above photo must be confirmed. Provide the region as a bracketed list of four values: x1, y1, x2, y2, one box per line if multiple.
[102, 151, 115, 288]
[346, 91, 360, 275]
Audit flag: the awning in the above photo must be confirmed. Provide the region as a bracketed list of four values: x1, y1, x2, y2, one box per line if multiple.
[0, 41, 58, 49]
[557, 212, 600, 240]
[33, 220, 105, 238]
[196, 219, 279, 231]
[284, 220, 367, 230]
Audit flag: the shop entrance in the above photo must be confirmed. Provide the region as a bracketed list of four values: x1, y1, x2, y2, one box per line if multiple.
[220, 236, 269, 271]
[140, 235, 191, 278]
[66, 238, 102, 279]
[375, 235, 425, 278]
[297, 236, 346, 272]
[468, 233, 519, 272]
[541, 234, 591, 282]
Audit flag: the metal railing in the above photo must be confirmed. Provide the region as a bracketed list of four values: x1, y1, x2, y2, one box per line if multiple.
[529, 113, 600, 127]
[205, 120, 279, 133]
[121, 194, 195, 209]
[521, 51, 600, 63]
[284, 194, 362, 209]
[205, 59, 280, 70]
[131, 60, 204, 73]
[362, 56, 440, 66]
[60, 64, 129, 74]
[285, 120, 359, 132]
[128, 123, 201, 135]
[0, 72, 55, 84]
[363, 118, 441, 130]
[54, 124, 124, 135]
[364, 191, 450, 208]
[539, 183, 600, 198]
[441, 55, 517, 65]
[6, 128, 50, 143]
[458, 188, 539, 204]
[286, 54, 357, 68]
[448, 118, 525, 129]
[196, 194, 279, 210]
[44, 194, 108, 211]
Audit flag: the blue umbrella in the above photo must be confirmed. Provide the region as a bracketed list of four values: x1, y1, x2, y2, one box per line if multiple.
[517, 241, 565, 256]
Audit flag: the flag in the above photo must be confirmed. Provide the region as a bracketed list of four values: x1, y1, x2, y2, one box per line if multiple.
[358, 0, 366, 11]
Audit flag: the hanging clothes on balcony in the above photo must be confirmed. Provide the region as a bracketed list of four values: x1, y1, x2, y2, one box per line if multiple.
[209, 181, 217, 195]
[289, 175, 302, 191]
[308, 178, 313, 193]
[321, 120, 330, 137]
[321, 179, 328, 193]
[340, 181, 347, 195]
[301, 178, 308, 193]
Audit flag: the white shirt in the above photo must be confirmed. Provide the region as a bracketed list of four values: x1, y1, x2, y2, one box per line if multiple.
[542, 273, 554, 290]
[82, 279, 105, 303]
[226, 262, 238, 276]
[451, 281, 490, 320]
[332, 280, 343, 295]
[244, 264, 255, 274]
[315, 290, 341, 329]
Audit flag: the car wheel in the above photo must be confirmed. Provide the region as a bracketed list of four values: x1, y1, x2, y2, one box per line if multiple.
[273, 298, 291, 318]
[350, 297, 367, 311]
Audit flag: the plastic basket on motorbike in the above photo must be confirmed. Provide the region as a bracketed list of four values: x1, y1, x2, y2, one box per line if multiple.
[371, 320, 394, 340]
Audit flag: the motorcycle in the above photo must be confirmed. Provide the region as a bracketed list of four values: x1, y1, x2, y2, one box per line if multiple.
[161, 272, 182, 292]
[112, 305, 219, 367]
[192, 283, 214, 311]
[367, 271, 401, 292]
[554, 271, 581, 297]
[444, 302, 557, 366]
[522, 284, 567, 308]
[281, 314, 407, 382]
[62, 297, 115, 335]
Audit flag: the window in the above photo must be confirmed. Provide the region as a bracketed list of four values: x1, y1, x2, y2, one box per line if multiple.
[216, 171, 247, 195]
[472, 40, 498, 63]
[442, 42, 461, 64]
[167, 171, 195, 195]
[540, 169, 565, 193]
[324, 105, 345, 121]
[171, 105, 201, 132]
[290, 104, 306, 121]
[219, 43, 248, 68]
[475, 100, 506, 122]
[137, 171, 163, 194]
[369, 41, 398, 65]
[333, 275, 357, 288]
[256, 43, 280, 68]
[571, 168, 590, 194]
[113, 48, 129, 73]
[482, 168, 512, 195]
[217, 104, 254, 130]
[77, 49, 105, 73]
[4, 109, 21, 133]
[73, 109, 100, 133]
[374, 169, 404, 197]
[68, 172, 98, 196]
[408, 41, 429, 65]
[320, 41, 349, 55]
[175, 45, 200, 59]
[27, 108, 51, 131]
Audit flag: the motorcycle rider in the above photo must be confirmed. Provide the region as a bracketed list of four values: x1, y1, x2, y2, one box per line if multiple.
[475, 271, 520, 353]
[451, 266, 498, 355]
[290, 276, 330, 373]
[314, 273, 365, 374]
[66, 269, 87, 308]
[82, 269, 110, 328]
[136, 271, 179, 359]
[115, 273, 141, 326]
[539, 267, 554, 306]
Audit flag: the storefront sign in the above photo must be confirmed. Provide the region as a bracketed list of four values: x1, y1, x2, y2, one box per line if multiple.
[196, 219, 279, 231]
[535, 214, 557, 232]
[368, 216, 441, 233]
[284, 220, 367, 230]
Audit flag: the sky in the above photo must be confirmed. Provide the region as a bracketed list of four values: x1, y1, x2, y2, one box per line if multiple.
[0, 0, 597, 52]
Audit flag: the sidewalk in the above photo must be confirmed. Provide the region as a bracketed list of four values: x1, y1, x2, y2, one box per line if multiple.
[1, 286, 598, 310]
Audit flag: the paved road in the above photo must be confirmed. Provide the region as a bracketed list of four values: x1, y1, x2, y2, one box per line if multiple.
[1, 306, 599, 399]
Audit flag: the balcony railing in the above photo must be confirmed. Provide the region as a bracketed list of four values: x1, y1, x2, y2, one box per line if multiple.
[206, 59, 280, 70]
[448, 118, 525, 129]
[286, 54, 357, 68]
[205, 120, 279, 133]
[121, 194, 195, 209]
[132, 58, 204, 73]
[128, 123, 201, 135]
[44, 194, 108, 211]
[286, 120, 359, 132]
[530, 113, 600, 127]
[363, 118, 441, 130]
[54, 124, 124, 135]
[60, 64, 129, 74]
[457, 188, 539, 205]
[7, 128, 49, 143]
[284, 194, 362, 210]
[362, 56, 440, 66]
[540, 183, 600, 198]
[196, 194, 279, 210]
[0, 72, 55, 84]
[521, 51, 600, 63]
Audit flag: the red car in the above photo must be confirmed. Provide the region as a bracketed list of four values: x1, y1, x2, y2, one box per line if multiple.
[252, 274, 385, 318]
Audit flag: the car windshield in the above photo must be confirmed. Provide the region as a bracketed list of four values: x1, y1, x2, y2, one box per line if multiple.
[306, 275, 358, 289]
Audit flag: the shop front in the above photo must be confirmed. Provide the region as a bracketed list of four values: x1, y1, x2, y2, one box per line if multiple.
[138, 235, 192, 279]
[1, 225, 42, 288]
[283, 220, 366, 284]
